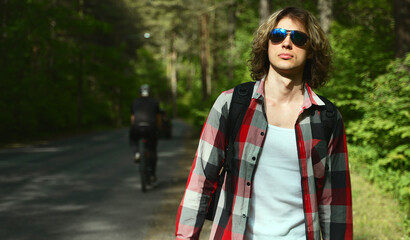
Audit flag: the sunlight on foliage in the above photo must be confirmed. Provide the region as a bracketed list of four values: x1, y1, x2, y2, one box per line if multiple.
[348, 55, 410, 234]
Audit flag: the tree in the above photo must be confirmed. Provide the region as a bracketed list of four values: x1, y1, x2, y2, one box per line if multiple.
[169, 30, 178, 116]
[0, 0, 147, 140]
[227, 1, 237, 82]
[393, 0, 410, 58]
[259, 0, 272, 24]
[200, 0, 212, 100]
[347, 54, 410, 219]
[318, 0, 333, 34]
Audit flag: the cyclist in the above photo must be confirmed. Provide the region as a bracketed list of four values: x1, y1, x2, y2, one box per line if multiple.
[129, 84, 161, 185]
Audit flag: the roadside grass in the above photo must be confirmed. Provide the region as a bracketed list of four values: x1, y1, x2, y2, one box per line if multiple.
[351, 170, 408, 240]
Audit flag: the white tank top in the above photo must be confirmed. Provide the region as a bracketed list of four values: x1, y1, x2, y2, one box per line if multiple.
[245, 124, 306, 240]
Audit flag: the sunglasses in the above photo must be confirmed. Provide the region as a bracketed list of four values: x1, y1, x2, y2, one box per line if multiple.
[269, 28, 310, 47]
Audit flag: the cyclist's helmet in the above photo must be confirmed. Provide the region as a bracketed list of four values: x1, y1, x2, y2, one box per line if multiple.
[140, 84, 150, 97]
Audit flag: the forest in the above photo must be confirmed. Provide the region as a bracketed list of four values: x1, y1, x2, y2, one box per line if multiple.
[0, 0, 409, 236]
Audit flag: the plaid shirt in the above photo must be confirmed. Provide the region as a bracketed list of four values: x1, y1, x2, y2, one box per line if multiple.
[175, 79, 352, 240]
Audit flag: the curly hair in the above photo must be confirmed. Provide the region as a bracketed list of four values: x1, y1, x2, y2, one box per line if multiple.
[248, 7, 332, 89]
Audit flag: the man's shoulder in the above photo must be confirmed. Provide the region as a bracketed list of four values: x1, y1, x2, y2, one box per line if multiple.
[221, 81, 257, 96]
[132, 97, 159, 109]
[317, 95, 336, 108]
[210, 81, 257, 114]
[135, 96, 157, 102]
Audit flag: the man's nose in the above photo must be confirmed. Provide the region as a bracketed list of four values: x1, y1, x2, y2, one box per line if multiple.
[281, 34, 292, 49]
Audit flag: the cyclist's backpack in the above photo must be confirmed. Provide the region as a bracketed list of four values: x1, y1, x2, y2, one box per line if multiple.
[205, 81, 337, 221]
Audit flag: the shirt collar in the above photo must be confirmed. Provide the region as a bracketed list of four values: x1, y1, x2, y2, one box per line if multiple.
[253, 77, 325, 109]
[252, 78, 265, 100]
[303, 83, 325, 108]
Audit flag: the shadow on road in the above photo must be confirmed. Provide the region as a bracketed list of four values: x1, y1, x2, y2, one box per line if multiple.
[0, 119, 204, 240]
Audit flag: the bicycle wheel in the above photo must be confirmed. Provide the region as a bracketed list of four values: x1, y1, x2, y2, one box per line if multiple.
[139, 140, 147, 192]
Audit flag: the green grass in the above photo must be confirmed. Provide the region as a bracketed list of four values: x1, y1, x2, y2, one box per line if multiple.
[351, 171, 408, 239]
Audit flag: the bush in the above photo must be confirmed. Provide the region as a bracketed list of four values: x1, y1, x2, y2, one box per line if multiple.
[347, 54, 410, 231]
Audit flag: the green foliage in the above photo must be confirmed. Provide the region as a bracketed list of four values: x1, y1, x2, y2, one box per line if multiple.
[348, 55, 410, 230]
[176, 61, 216, 130]
[1, 0, 408, 233]
[0, 0, 159, 141]
[133, 48, 170, 103]
[320, 0, 394, 122]
[308, 0, 409, 230]
[1, 0, 408, 224]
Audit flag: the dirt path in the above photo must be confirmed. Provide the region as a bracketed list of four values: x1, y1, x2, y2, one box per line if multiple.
[144, 132, 212, 240]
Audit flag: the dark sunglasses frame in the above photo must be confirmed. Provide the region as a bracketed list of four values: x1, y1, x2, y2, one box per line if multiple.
[269, 28, 310, 47]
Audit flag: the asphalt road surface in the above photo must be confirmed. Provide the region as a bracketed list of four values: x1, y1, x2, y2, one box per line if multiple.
[0, 119, 198, 240]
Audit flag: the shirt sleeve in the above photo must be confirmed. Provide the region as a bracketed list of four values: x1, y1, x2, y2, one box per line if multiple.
[175, 91, 231, 240]
[319, 110, 353, 240]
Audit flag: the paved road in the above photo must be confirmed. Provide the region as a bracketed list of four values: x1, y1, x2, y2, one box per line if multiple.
[0, 119, 196, 240]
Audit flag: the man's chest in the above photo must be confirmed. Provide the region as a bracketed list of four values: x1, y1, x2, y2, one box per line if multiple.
[263, 100, 301, 129]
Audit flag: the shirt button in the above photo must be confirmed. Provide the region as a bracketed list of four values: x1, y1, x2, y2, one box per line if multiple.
[252, 156, 256, 161]
[260, 132, 265, 136]
[242, 214, 247, 218]
[247, 182, 251, 186]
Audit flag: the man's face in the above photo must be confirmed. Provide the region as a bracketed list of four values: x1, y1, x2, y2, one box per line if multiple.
[267, 17, 311, 79]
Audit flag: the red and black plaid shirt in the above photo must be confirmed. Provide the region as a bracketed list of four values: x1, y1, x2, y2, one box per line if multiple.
[176, 79, 352, 240]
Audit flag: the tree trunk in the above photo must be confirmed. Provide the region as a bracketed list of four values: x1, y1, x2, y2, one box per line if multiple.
[318, 0, 333, 35]
[48, 0, 56, 82]
[1, 0, 7, 39]
[228, 2, 237, 82]
[200, 10, 211, 100]
[76, 0, 84, 130]
[259, 0, 271, 25]
[169, 31, 178, 117]
[114, 87, 122, 127]
[166, 31, 178, 117]
[393, 0, 410, 58]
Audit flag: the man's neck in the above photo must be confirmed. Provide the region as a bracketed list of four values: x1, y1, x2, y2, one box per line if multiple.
[264, 70, 304, 105]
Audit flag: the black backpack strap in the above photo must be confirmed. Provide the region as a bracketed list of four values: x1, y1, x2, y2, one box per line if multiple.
[205, 81, 255, 220]
[225, 82, 255, 168]
[224, 81, 255, 213]
[317, 95, 337, 143]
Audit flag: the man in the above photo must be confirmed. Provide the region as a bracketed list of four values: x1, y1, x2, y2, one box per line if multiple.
[130, 84, 161, 183]
[175, 7, 352, 240]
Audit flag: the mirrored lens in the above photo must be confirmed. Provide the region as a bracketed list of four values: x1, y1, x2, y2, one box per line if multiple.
[269, 28, 309, 47]
[291, 31, 308, 46]
[270, 29, 287, 43]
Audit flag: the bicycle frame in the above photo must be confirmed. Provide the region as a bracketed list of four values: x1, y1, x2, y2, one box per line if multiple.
[136, 124, 152, 193]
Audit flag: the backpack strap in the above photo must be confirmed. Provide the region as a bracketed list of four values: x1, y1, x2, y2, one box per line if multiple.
[317, 95, 337, 143]
[205, 81, 255, 220]
[225, 81, 255, 171]
[223, 82, 255, 214]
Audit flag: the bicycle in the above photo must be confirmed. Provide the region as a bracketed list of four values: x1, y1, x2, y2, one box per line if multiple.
[134, 122, 153, 193]
[138, 138, 151, 192]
